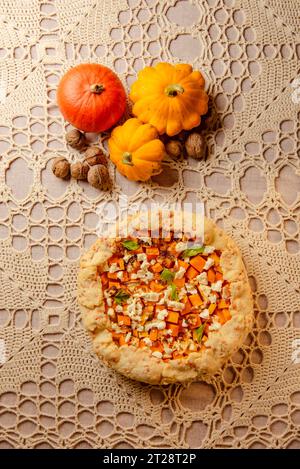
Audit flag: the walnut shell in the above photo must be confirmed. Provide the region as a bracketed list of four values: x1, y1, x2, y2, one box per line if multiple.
[84, 146, 107, 167]
[87, 164, 111, 190]
[165, 140, 183, 158]
[52, 156, 70, 179]
[66, 129, 87, 151]
[70, 162, 89, 180]
[185, 132, 206, 160]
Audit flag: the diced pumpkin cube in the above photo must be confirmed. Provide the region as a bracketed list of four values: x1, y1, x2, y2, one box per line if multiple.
[218, 299, 229, 309]
[211, 252, 220, 266]
[166, 311, 179, 324]
[190, 255, 206, 273]
[181, 297, 192, 316]
[207, 268, 215, 283]
[222, 308, 231, 322]
[119, 335, 126, 346]
[118, 259, 125, 270]
[108, 280, 120, 289]
[117, 315, 131, 326]
[151, 262, 163, 273]
[146, 247, 159, 259]
[189, 294, 203, 307]
[215, 271, 223, 281]
[167, 323, 179, 337]
[178, 259, 189, 270]
[173, 277, 185, 288]
[186, 314, 201, 329]
[101, 273, 108, 286]
[150, 280, 165, 292]
[149, 329, 158, 341]
[108, 272, 118, 280]
[208, 303, 217, 314]
[186, 266, 198, 280]
[108, 256, 119, 265]
[151, 341, 164, 353]
[144, 304, 154, 313]
[132, 330, 138, 338]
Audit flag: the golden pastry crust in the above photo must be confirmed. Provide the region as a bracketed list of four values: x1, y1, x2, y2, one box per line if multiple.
[78, 214, 253, 384]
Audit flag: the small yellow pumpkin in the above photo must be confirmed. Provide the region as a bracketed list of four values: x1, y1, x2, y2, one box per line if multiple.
[108, 118, 165, 181]
[129, 62, 209, 137]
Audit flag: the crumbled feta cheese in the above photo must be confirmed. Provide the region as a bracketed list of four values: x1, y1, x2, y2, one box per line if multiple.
[204, 257, 214, 270]
[211, 280, 223, 292]
[166, 300, 184, 310]
[175, 242, 188, 253]
[106, 298, 112, 307]
[109, 263, 119, 273]
[142, 292, 160, 302]
[139, 237, 151, 244]
[136, 270, 154, 281]
[196, 272, 208, 285]
[143, 337, 152, 346]
[107, 308, 115, 317]
[124, 253, 133, 262]
[222, 285, 230, 299]
[165, 329, 173, 336]
[209, 321, 221, 331]
[125, 332, 131, 343]
[127, 264, 133, 272]
[130, 273, 138, 279]
[146, 320, 166, 331]
[115, 305, 123, 313]
[137, 325, 144, 332]
[137, 253, 147, 262]
[185, 283, 198, 294]
[189, 342, 196, 351]
[150, 259, 156, 265]
[116, 271, 123, 279]
[182, 319, 188, 328]
[152, 351, 162, 359]
[199, 285, 211, 299]
[175, 266, 186, 279]
[199, 308, 210, 319]
[163, 345, 173, 355]
[209, 294, 217, 303]
[157, 309, 168, 320]
[203, 245, 215, 255]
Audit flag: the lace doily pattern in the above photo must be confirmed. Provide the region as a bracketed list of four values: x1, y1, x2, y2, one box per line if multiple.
[0, 0, 299, 449]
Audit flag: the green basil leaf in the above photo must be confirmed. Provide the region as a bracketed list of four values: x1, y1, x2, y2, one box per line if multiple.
[122, 240, 140, 251]
[114, 289, 130, 305]
[195, 323, 205, 343]
[170, 283, 178, 301]
[182, 246, 204, 257]
[160, 268, 175, 284]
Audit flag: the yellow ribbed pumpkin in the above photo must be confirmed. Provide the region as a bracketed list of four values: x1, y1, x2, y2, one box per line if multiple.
[108, 118, 165, 181]
[129, 62, 209, 137]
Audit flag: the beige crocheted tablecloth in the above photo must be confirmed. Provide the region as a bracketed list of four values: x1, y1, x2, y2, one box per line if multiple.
[0, 0, 299, 449]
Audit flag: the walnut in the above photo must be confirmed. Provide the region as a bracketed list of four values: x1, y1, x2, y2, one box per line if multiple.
[65, 129, 87, 151]
[185, 132, 206, 160]
[165, 140, 183, 158]
[52, 156, 70, 179]
[70, 162, 89, 180]
[87, 164, 111, 190]
[84, 146, 107, 167]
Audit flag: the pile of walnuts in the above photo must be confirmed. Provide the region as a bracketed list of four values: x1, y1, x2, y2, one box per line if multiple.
[164, 130, 206, 160]
[52, 129, 111, 190]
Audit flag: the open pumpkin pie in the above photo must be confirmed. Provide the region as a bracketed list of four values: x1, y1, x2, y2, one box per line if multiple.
[78, 214, 253, 384]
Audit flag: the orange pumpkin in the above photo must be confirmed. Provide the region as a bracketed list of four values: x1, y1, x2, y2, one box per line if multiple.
[57, 63, 126, 133]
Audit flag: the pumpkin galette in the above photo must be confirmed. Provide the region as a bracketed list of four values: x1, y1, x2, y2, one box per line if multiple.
[78, 216, 253, 384]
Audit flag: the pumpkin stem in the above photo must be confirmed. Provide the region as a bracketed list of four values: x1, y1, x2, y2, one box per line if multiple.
[90, 83, 105, 94]
[164, 84, 184, 97]
[122, 152, 134, 166]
